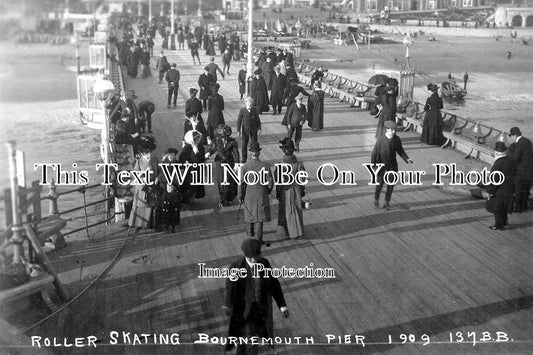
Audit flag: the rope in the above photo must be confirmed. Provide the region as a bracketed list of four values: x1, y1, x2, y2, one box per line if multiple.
[21, 226, 134, 333]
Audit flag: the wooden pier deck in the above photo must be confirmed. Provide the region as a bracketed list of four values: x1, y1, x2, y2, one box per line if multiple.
[5, 48, 532, 354]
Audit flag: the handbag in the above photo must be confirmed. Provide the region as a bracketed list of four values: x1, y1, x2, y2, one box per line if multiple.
[143, 185, 162, 207]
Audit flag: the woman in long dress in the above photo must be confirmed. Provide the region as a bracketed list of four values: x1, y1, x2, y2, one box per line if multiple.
[128, 139, 159, 229]
[375, 79, 398, 138]
[251, 69, 270, 114]
[178, 130, 206, 203]
[206, 124, 240, 207]
[276, 139, 305, 239]
[420, 83, 445, 146]
[206, 83, 225, 141]
[307, 82, 325, 131]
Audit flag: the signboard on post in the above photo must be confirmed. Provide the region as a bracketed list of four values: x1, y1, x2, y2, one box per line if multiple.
[89, 45, 107, 70]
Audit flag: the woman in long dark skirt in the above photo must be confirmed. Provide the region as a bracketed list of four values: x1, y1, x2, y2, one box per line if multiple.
[206, 124, 240, 207]
[206, 83, 225, 142]
[375, 79, 398, 138]
[420, 83, 446, 146]
[178, 131, 206, 202]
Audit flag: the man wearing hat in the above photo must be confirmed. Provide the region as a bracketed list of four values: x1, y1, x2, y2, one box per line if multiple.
[154, 51, 170, 84]
[137, 100, 155, 133]
[484, 142, 516, 230]
[239, 142, 273, 242]
[371, 121, 413, 210]
[165, 63, 180, 109]
[508, 127, 533, 212]
[206, 57, 225, 83]
[251, 69, 270, 114]
[198, 67, 214, 111]
[238, 63, 248, 100]
[237, 97, 262, 162]
[224, 238, 289, 354]
[270, 65, 287, 115]
[189, 38, 201, 66]
[282, 92, 307, 152]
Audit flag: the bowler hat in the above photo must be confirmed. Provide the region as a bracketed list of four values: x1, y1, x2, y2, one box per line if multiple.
[254, 69, 262, 75]
[249, 142, 262, 153]
[384, 121, 397, 130]
[509, 127, 521, 136]
[204, 66, 210, 71]
[241, 238, 262, 258]
[280, 138, 296, 151]
[494, 141, 507, 153]
[166, 148, 178, 154]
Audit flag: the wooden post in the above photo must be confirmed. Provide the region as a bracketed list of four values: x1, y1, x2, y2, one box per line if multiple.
[7, 141, 24, 263]
[48, 180, 59, 216]
[23, 224, 69, 302]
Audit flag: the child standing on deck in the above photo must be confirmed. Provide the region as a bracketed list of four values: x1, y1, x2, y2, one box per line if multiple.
[161, 183, 181, 233]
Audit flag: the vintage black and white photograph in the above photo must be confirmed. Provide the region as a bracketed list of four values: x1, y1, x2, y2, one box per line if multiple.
[0, 0, 532, 354]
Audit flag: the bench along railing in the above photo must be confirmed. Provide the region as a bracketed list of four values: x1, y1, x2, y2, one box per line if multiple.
[397, 100, 507, 164]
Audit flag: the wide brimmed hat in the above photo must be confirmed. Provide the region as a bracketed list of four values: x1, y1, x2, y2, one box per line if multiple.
[241, 238, 262, 258]
[215, 124, 232, 138]
[509, 127, 521, 136]
[139, 136, 157, 152]
[494, 141, 507, 153]
[184, 129, 202, 145]
[279, 138, 296, 151]
[166, 147, 178, 154]
[386, 78, 398, 87]
[384, 121, 397, 130]
[427, 83, 439, 91]
[249, 142, 262, 153]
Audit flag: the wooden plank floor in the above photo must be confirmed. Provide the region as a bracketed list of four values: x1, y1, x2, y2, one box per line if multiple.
[8, 47, 533, 355]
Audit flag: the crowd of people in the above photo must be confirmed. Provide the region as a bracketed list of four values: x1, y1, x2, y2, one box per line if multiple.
[100, 14, 533, 354]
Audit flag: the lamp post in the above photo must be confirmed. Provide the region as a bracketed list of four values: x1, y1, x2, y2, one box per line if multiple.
[71, 34, 81, 74]
[402, 35, 413, 72]
[435, 11, 439, 27]
[246, 0, 253, 95]
[94, 78, 116, 222]
[148, 0, 152, 22]
[171, 0, 175, 34]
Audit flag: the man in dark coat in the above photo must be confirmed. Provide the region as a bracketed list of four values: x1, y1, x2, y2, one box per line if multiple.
[221, 48, 232, 75]
[371, 121, 413, 210]
[485, 142, 517, 230]
[224, 239, 289, 354]
[137, 100, 155, 133]
[206, 57, 225, 83]
[206, 84, 225, 141]
[190, 39, 201, 66]
[261, 57, 274, 91]
[508, 127, 533, 212]
[270, 66, 287, 115]
[282, 93, 307, 152]
[239, 143, 273, 241]
[165, 63, 180, 108]
[237, 97, 262, 162]
[198, 67, 214, 111]
[251, 69, 270, 114]
[283, 79, 309, 109]
[307, 83, 325, 131]
[238, 63, 248, 100]
[154, 51, 170, 84]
